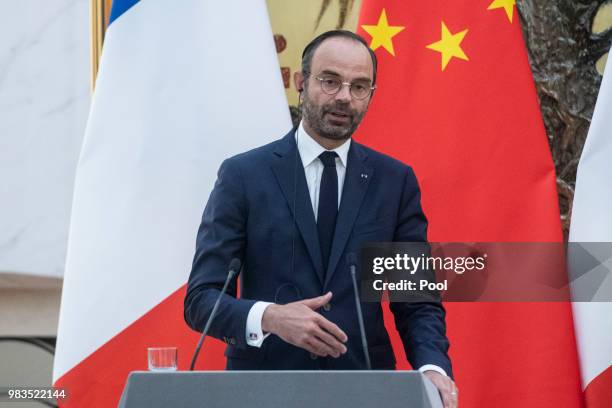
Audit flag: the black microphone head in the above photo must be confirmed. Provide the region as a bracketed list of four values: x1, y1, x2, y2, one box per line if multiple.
[347, 253, 358, 267]
[229, 258, 241, 273]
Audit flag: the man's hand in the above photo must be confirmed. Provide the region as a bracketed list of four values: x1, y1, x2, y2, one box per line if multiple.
[262, 291, 348, 358]
[423, 371, 458, 408]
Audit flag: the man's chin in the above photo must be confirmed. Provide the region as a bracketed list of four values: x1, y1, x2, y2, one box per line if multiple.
[320, 131, 352, 141]
[319, 123, 353, 140]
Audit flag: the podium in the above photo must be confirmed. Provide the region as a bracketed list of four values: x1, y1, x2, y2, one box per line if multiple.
[118, 370, 443, 408]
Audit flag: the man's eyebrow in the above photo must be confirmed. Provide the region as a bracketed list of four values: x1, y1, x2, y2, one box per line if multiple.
[353, 76, 373, 83]
[319, 69, 341, 77]
[319, 70, 372, 83]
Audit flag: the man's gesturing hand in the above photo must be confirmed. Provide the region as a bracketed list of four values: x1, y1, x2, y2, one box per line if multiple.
[261, 291, 348, 358]
[424, 371, 458, 408]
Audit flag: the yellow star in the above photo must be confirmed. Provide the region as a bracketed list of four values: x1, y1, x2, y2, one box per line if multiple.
[426, 22, 469, 71]
[361, 9, 405, 56]
[487, 0, 516, 23]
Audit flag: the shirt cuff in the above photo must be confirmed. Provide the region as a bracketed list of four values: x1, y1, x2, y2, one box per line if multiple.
[245, 301, 273, 347]
[418, 364, 448, 377]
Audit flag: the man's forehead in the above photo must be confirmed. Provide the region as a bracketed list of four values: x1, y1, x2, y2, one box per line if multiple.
[310, 37, 373, 79]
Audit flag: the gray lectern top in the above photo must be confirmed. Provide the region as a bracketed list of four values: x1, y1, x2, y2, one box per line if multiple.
[118, 370, 443, 408]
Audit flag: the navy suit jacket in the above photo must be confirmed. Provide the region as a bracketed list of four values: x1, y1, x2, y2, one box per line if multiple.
[184, 128, 452, 376]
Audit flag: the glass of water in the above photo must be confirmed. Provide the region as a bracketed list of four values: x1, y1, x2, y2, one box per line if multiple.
[147, 347, 178, 371]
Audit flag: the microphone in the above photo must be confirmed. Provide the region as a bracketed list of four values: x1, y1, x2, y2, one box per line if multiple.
[189, 258, 241, 371]
[347, 253, 371, 370]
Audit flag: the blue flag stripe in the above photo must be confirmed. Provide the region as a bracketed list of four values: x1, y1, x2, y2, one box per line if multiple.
[109, 0, 140, 25]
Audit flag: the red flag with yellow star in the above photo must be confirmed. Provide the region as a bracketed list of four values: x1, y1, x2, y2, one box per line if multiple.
[357, 1, 584, 407]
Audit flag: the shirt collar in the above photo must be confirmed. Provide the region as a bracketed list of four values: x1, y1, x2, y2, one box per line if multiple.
[296, 120, 351, 168]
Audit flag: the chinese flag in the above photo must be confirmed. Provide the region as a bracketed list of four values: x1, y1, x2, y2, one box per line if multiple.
[356, 1, 583, 407]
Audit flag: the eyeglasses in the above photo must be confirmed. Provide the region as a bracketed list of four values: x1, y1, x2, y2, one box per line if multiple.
[308, 74, 376, 100]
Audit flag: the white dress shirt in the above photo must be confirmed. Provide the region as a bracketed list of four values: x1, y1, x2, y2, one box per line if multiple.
[297, 121, 350, 218]
[243, 122, 447, 377]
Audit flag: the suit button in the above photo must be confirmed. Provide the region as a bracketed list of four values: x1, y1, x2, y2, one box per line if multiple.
[310, 353, 318, 360]
[323, 303, 331, 312]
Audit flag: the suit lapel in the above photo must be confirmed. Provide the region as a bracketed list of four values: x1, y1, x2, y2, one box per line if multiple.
[324, 142, 372, 288]
[270, 129, 325, 285]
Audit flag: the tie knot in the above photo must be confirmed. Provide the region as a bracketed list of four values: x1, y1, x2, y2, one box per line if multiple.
[319, 151, 338, 168]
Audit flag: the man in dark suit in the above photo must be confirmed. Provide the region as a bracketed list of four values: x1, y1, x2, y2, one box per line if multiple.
[184, 30, 457, 407]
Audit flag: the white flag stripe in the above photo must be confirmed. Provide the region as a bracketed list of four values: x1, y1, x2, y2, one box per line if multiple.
[570, 42, 612, 390]
[572, 303, 612, 387]
[53, 0, 291, 381]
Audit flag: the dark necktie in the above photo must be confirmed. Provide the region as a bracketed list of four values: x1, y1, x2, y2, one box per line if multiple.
[317, 151, 339, 272]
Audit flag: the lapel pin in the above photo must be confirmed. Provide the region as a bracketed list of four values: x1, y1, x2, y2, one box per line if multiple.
[361, 173, 368, 179]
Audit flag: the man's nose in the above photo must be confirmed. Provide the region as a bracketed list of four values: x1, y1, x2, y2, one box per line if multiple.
[335, 83, 352, 102]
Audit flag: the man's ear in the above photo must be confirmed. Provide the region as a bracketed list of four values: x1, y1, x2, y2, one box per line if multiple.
[294, 71, 305, 93]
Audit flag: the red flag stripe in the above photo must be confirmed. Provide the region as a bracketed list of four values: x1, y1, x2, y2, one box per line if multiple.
[55, 286, 224, 407]
[584, 366, 612, 408]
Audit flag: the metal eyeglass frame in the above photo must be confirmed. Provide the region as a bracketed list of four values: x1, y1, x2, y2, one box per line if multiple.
[306, 73, 377, 100]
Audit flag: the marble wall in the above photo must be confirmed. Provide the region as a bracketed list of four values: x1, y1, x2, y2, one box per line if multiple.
[519, 0, 612, 234]
[0, 0, 90, 283]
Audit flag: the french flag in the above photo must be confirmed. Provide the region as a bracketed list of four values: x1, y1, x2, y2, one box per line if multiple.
[569, 39, 612, 408]
[52, 0, 291, 406]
